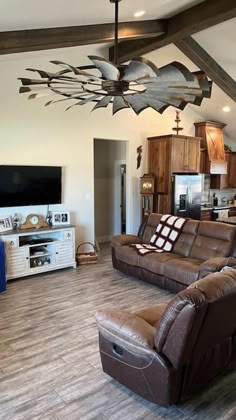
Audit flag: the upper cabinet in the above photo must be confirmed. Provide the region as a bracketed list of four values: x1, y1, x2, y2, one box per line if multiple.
[210, 152, 236, 189]
[171, 136, 200, 173]
[194, 121, 226, 162]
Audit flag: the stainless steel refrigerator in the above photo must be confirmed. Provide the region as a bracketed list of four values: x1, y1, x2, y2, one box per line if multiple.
[172, 174, 204, 220]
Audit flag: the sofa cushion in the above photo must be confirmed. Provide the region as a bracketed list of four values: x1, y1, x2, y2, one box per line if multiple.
[190, 221, 236, 261]
[139, 252, 185, 276]
[172, 219, 200, 257]
[115, 245, 141, 267]
[142, 213, 162, 243]
[163, 258, 203, 285]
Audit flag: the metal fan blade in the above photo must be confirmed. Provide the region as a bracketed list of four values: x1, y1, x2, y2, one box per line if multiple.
[141, 91, 185, 108]
[50, 60, 101, 81]
[25, 68, 57, 79]
[18, 78, 52, 86]
[122, 57, 159, 82]
[122, 95, 148, 115]
[88, 56, 120, 81]
[92, 96, 112, 111]
[112, 97, 130, 115]
[28, 92, 55, 100]
[143, 98, 169, 114]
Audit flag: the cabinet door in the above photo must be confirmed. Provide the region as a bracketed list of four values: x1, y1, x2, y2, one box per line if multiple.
[6, 248, 29, 277]
[148, 138, 171, 193]
[171, 137, 200, 173]
[200, 210, 212, 221]
[55, 242, 74, 266]
[171, 137, 187, 172]
[228, 208, 236, 217]
[210, 153, 231, 189]
[228, 153, 236, 188]
[187, 138, 200, 172]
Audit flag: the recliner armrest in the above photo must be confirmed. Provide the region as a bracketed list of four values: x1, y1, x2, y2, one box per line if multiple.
[96, 309, 156, 350]
[200, 257, 236, 273]
[111, 234, 143, 247]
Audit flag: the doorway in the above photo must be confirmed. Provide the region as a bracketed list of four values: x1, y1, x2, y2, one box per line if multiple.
[94, 139, 127, 244]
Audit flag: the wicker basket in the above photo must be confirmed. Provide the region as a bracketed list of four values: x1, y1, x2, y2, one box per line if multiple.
[76, 242, 98, 265]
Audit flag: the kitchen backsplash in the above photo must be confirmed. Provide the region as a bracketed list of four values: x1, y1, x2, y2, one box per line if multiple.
[202, 175, 236, 205]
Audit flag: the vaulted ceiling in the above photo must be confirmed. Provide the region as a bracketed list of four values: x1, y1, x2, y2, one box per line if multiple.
[1, 0, 235, 140]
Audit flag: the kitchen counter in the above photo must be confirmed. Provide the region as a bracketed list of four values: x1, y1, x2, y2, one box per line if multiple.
[216, 216, 236, 225]
[201, 204, 236, 211]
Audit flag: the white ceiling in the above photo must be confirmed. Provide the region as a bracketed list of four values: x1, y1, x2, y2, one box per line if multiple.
[1, 0, 235, 142]
[1, 0, 204, 30]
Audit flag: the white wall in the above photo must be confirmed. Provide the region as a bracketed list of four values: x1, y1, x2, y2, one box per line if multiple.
[0, 43, 218, 246]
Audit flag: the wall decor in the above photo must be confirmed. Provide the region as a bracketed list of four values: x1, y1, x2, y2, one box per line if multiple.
[0, 215, 13, 232]
[51, 211, 70, 226]
[136, 145, 142, 169]
[18, 1, 212, 116]
[172, 110, 183, 135]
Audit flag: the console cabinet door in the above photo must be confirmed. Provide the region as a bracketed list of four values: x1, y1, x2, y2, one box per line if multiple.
[6, 247, 29, 277]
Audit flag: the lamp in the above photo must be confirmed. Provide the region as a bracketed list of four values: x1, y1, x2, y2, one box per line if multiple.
[18, 0, 212, 115]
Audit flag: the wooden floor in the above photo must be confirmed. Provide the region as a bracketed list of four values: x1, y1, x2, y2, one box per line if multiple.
[0, 244, 235, 420]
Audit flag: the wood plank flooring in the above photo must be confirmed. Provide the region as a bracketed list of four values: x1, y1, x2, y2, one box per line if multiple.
[0, 243, 235, 420]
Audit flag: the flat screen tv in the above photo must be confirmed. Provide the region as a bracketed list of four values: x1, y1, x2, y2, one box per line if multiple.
[0, 165, 62, 207]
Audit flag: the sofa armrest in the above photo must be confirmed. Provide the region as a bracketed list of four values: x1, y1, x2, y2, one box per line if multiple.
[96, 309, 156, 349]
[111, 234, 143, 247]
[200, 256, 236, 273]
[134, 303, 169, 329]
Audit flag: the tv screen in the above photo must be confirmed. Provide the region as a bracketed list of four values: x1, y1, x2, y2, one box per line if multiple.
[0, 165, 62, 207]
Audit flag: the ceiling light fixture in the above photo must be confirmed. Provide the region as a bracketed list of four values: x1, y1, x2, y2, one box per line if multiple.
[222, 106, 231, 112]
[134, 10, 146, 18]
[18, 0, 212, 116]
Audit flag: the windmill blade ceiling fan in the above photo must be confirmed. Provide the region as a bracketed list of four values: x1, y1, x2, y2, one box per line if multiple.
[18, 0, 212, 115]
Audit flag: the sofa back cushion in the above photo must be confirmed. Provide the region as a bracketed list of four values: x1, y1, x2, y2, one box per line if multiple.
[188, 270, 236, 355]
[155, 288, 207, 368]
[190, 221, 236, 261]
[143, 214, 199, 257]
[142, 213, 162, 243]
[172, 219, 200, 257]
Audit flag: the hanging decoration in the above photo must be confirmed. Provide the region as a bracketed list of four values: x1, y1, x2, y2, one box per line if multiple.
[18, 0, 212, 115]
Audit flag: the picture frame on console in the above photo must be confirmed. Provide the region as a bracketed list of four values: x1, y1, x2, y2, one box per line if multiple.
[0, 215, 13, 232]
[51, 211, 70, 226]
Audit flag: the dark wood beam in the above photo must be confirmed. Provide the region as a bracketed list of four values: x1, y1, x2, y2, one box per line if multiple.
[175, 36, 236, 101]
[110, 0, 236, 63]
[0, 20, 166, 55]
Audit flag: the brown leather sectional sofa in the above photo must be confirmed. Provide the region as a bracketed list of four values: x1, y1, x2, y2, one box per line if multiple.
[112, 213, 236, 292]
[96, 269, 236, 406]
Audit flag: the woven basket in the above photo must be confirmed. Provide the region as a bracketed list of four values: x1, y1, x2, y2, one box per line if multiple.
[76, 242, 98, 265]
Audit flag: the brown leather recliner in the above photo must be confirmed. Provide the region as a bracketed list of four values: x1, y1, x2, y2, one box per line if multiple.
[96, 270, 236, 406]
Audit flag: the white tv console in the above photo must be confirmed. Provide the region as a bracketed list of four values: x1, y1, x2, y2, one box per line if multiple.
[0, 225, 76, 280]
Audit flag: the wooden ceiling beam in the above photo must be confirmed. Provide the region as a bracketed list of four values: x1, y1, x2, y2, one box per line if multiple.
[175, 36, 236, 101]
[0, 20, 166, 55]
[109, 0, 236, 63]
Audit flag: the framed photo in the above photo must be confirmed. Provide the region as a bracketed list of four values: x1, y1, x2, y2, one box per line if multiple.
[0, 215, 13, 232]
[51, 211, 70, 226]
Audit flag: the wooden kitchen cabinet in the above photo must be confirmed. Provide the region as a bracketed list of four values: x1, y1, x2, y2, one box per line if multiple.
[200, 209, 213, 221]
[171, 136, 200, 173]
[228, 207, 236, 217]
[147, 134, 201, 214]
[194, 121, 226, 162]
[210, 152, 236, 189]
